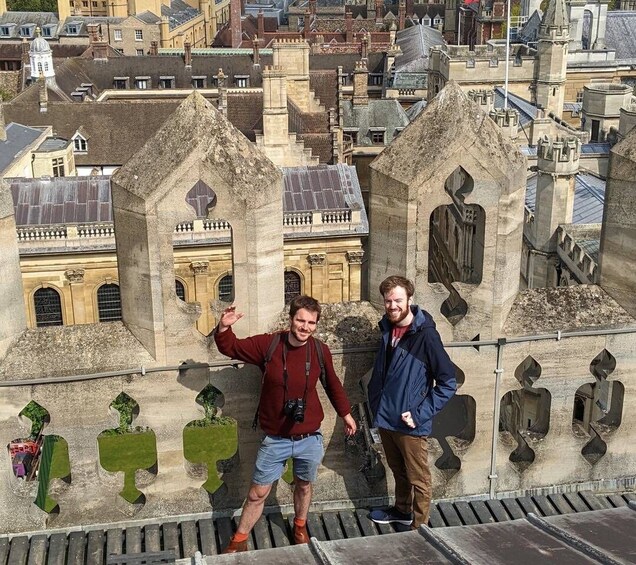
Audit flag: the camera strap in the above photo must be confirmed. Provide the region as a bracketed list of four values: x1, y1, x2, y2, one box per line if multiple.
[281, 333, 311, 405]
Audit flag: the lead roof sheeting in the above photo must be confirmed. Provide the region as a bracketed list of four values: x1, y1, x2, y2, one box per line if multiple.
[605, 11, 636, 60]
[494, 87, 538, 127]
[0, 123, 44, 174]
[525, 172, 605, 224]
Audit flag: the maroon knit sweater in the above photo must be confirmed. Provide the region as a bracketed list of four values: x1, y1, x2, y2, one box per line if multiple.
[215, 328, 351, 436]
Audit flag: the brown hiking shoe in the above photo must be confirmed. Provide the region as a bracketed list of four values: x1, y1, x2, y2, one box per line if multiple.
[293, 524, 310, 544]
[222, 538, 248, 553]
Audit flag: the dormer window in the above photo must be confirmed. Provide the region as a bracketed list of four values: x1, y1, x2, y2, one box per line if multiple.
[235, 75, 249, 88]
[42, 25, 55, 37]
[0, 26, 11, 37]
[433, 17, 442, 26]
[72, 133, 88, 153]
[66, 23, 80, 35]
[159, 76, 175, 89]
[20, 25, 34, 37]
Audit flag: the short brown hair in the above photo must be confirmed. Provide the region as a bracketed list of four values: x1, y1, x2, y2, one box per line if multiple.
[289, 295, 321, 321]
[379, 275, 415, 299]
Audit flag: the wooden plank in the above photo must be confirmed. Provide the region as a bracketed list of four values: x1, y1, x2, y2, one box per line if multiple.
[27, 535, 47, 565]
[427, 504, 446, 528]
[532, 496, 557, 517]
[105, 529, 123, 557]
[252, 516, 272, 551]
[322, 512, 344, 540]
[46, 533, 67, 565]
[516, 496, 540, 516]
[437, 502, 462, 526]
[214, 517, 233, 553]
[143, 525, 160, 553]
[563, 492, 589, 513]
[231, 517, 253, 552]
[579, 492, 611, 510]
[453, 501, 478, 525]
[179, 521, 199, 559]
[501, 498, 525, 520]
[0, 538, 9, 565]
[197, 519, 217, 556]
[267, 513, 290, 548]
[355, 508, 379, 537]
[124, 527, 141, 556]
[338, 510, 361, 539]
[547, 494, 575, 515]
[469, 500, 495, 524]
[484, 499, 510, 522]
[66, 532, 85, 565]
[161, 523, 179, 557]
[306, 514, 326, 541]
[607, 494, 628, 508]
[7, 536, 29, 565]
[85, 531, 104, 565]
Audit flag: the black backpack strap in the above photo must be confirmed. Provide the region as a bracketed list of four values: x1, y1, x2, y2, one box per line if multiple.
[312, 337, 328, 391]
[252, 332, 283, 431]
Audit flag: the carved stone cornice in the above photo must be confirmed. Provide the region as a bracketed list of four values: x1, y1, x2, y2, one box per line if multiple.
[65, 268, 85, 283]
[190, 261, 209, 275]
[307, 253, 326, 266]
[346, 250, 364, 264]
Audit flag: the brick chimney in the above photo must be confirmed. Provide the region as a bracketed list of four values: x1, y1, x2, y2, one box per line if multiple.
[150, 41, 158, 55]
[258, 9, 264, 39]
[345, 10, 353, 44]
[184, 41, 192, 67]
[375, 0, 383, 23]
[398, 0, 406, 30]
[89, 24, 109, 60]
[310, 0, 316, 16]
[353, 60, 368, 107]
[303, 7, 311, 38]
[230, 0, 242, 48]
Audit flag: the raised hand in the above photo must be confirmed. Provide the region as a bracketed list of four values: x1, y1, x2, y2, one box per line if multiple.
[218, 305, 244, 332]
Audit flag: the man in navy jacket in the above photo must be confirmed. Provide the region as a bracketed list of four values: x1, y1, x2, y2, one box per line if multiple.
[368, 275, 456, 529]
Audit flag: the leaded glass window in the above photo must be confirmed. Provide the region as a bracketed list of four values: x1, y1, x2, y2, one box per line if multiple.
[34, 288, 63, 327]
[97, 283, 122, 322]
[284, 271, 301, 304]
[218, 274, 233, 302]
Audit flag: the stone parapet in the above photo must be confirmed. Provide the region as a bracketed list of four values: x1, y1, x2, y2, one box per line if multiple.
[537, 135, 580, 175]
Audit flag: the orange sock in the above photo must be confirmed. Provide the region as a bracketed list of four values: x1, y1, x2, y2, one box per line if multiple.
[294, 517, 306, 528]
[231, 532, 249, 543]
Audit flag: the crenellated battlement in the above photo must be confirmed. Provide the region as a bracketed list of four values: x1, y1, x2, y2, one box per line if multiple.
[537, 135, 580, 172]
[468, 89, 494, 109]
[489, 108, 519, 128]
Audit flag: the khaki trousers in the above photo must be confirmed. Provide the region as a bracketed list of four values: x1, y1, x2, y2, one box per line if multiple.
[379, 428, 432, 528]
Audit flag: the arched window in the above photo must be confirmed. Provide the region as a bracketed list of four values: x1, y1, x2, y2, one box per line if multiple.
[34, 287, 63, 327]
[284, 271, 301, 304]
[97, 283, 122, 322]
[218, 274, 233, 303]
[175, 279, 186, 301]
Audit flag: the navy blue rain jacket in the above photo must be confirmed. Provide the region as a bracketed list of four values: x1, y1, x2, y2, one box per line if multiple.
[368, 305, 457, 436]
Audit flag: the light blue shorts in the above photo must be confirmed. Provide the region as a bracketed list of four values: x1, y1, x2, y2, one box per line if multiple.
[252, 432, 324, 485]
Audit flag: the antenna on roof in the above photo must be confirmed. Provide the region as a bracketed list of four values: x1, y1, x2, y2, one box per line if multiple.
[504, 0, 511, 110]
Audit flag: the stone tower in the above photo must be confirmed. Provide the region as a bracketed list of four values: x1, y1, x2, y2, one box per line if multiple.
[111, 93, 284, 363]
[599, 127, 636, 317]
[531, 135, 580, 287]
[535, 0, 569, 119]
[368, 82, 526, 341]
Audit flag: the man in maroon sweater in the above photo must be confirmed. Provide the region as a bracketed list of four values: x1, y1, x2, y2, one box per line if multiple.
[214, 295, 357, 553]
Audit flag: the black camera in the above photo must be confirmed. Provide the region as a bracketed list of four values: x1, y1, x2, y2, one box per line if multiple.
[283, 398, 305, 422]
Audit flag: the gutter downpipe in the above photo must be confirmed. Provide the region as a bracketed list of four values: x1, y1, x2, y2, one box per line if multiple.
[489, 337, 506, 499]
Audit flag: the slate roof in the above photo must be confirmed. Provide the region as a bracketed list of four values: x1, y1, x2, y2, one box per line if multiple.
[494, 86, 538, 127]
[0, 11, 59, 39]
[0, 123, 45, 174]
[392, 23, 444, 88]
[162, 0, 200, 31]
[58, 16, 127, 38]
[405, 99, 427, 121]
[0, 492, 633, 563]
[517, 9, 542, 44]
[605, 11, 636, 61]
[342, 99, 410, 145]
[525, 171, 606, 224]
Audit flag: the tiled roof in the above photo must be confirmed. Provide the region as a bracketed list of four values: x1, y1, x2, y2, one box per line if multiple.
[605, 11, 636, 61]
[525, 171, 605, 224]
[394, 22, 444, 74]
[0, 123, 45, 174]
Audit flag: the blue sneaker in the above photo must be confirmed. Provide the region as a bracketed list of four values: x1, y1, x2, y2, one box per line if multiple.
[369, 506, 413, 526]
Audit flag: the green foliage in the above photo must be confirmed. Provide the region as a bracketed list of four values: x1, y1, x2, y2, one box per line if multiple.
[19, 401, 49, 437]
[0, 88, 13, 102]
[183, 420, 237, 494]
[110, 392, 138, 434]
[35, 435, 70, 513]
[98, 430, 157, 503]
[7, 0, 58, 11]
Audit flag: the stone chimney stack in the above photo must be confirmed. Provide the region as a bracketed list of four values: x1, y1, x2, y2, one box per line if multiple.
[216, 68, 227, 116]
[184, 41, 192, 67]
[230, 0, 242, 48]
[353, 60, 369, 107]
[87, 22, 100, 43]
[253, 35, 260, 65]
[360, 32, 369, 60]
[398, 0, 406, 30]
[88, 24, 109, 60]
[345, 10, 353, 43]
[262, 65, 289, 146]
[532, 135, 580, 286]
[150, 41, 158, 55]
[375, 0, 383, 23]
[38, 74, 48, 112]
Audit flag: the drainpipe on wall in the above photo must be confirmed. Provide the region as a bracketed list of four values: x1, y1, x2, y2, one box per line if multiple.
[488, 337, 506, 499]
